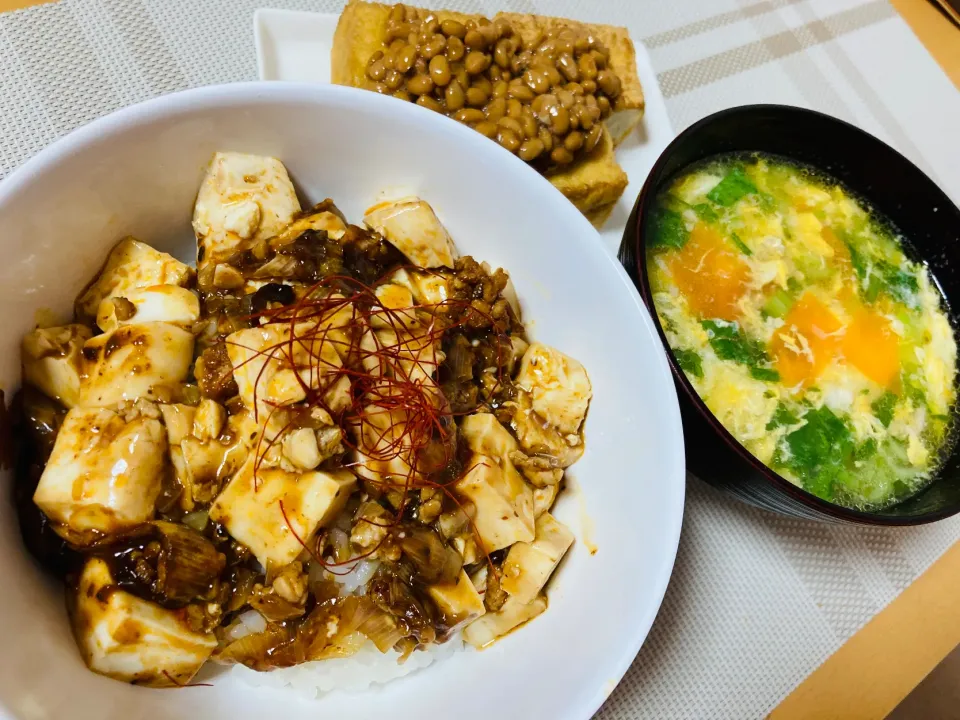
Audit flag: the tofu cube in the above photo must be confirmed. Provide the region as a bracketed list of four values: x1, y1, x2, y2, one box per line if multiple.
[366, 285, 439, 384]
[351, 398, 416, 484]
[273, 204, 347, 244]
[363, 197, 458, 268]
[533, 483, 559, 518]
[454, 452, 534, 552]
[372, 327, 440, 384]
[79, 322, 195, 407]
[511, 391, 584, 469]
[226, 322, 351, 419]
[505, 335, 530, 374]
[515, 342, 592, 435]
[373, 283, 416, 322]
[212, 263, 245, 290]
[33, 407, 166, 541]
[264, 368, 308, 406]
[192, 152, 301, 267]
[96, 285, 200, 332]
[21, 324, 92, 408]
[460, 413, 519, 457]
[209, 459, 356, 568]
[282, 427, 323, 470]
[179, 410, 259, 501]
[462, 412, 568, 496]
[173, 436, 239, 509]
[158, 404, 196, 446]
[69, 557, 216, 687]
[75, 238, 194, 322]
[386, 268, 450, 306]
[463, 595, 548, 649]
[452, 535, 479, 565]
[193, 398, 226, 441]
[268, 414, 342, 474]
[500, 513, 574, 604]
[427, 569, 486, 632]
[606, 108, 643, 147]
[500, 274, 522, 321]
[522, 467, 563, 489]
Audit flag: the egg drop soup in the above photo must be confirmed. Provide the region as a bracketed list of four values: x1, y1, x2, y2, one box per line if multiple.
[647, 153, 958, 510]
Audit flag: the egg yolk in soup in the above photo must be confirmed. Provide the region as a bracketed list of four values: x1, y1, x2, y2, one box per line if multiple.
[647, 154, 958, 510]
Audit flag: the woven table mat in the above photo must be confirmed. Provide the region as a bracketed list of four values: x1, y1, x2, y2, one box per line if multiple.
[1, 0, 959, 717]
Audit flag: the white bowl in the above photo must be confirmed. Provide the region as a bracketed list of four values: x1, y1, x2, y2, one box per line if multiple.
[0, 83, 684, 720]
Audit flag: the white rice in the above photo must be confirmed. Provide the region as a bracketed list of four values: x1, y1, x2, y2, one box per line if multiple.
[318, 558, 380, 595]
[229, 637, 463, 698]
[230, 558, 463, 697]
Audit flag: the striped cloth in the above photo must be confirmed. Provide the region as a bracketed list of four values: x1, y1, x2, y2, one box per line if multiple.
[0, 0, 959, 717]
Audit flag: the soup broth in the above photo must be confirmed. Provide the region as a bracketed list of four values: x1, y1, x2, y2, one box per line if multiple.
[647, 153, 958, 510]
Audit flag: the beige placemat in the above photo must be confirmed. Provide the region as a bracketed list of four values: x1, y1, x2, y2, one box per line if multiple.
[0, 1, 959, 718]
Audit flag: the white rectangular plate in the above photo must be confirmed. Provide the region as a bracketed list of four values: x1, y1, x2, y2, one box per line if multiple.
[253, 7, 675, 254]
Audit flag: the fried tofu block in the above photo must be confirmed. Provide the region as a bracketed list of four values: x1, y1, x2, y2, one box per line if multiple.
[69, 557, 216, 687]
[96, 285, 200, 332]
[21, 324, 93, 408]
[363, 197, 458, 268]
[427, 569, 486, 632]
[75, 238, 194, 323]
[584, 199, 618, 228]
[79, 322, 195, 408]
[331, 0, 393, 90]
[500, 512, 574, 604]
[209, 459, 356, 568]
[545, 129, 627, 229]
[333, 1, 643, 142]
[463, 594, 547, 649]
[192, 152, 301, 267]
[33, 406, 166, 541]
[330, 0, 638, 227]
[332, 1, 477, 89]
[454, 452, 534, 552]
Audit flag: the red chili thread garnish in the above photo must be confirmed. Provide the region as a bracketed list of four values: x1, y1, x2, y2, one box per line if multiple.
[235, 273, 514, 575]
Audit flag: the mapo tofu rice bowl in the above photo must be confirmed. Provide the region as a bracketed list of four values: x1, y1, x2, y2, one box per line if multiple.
[15, 151, 591, 691]
[0, 85, 685, 720]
